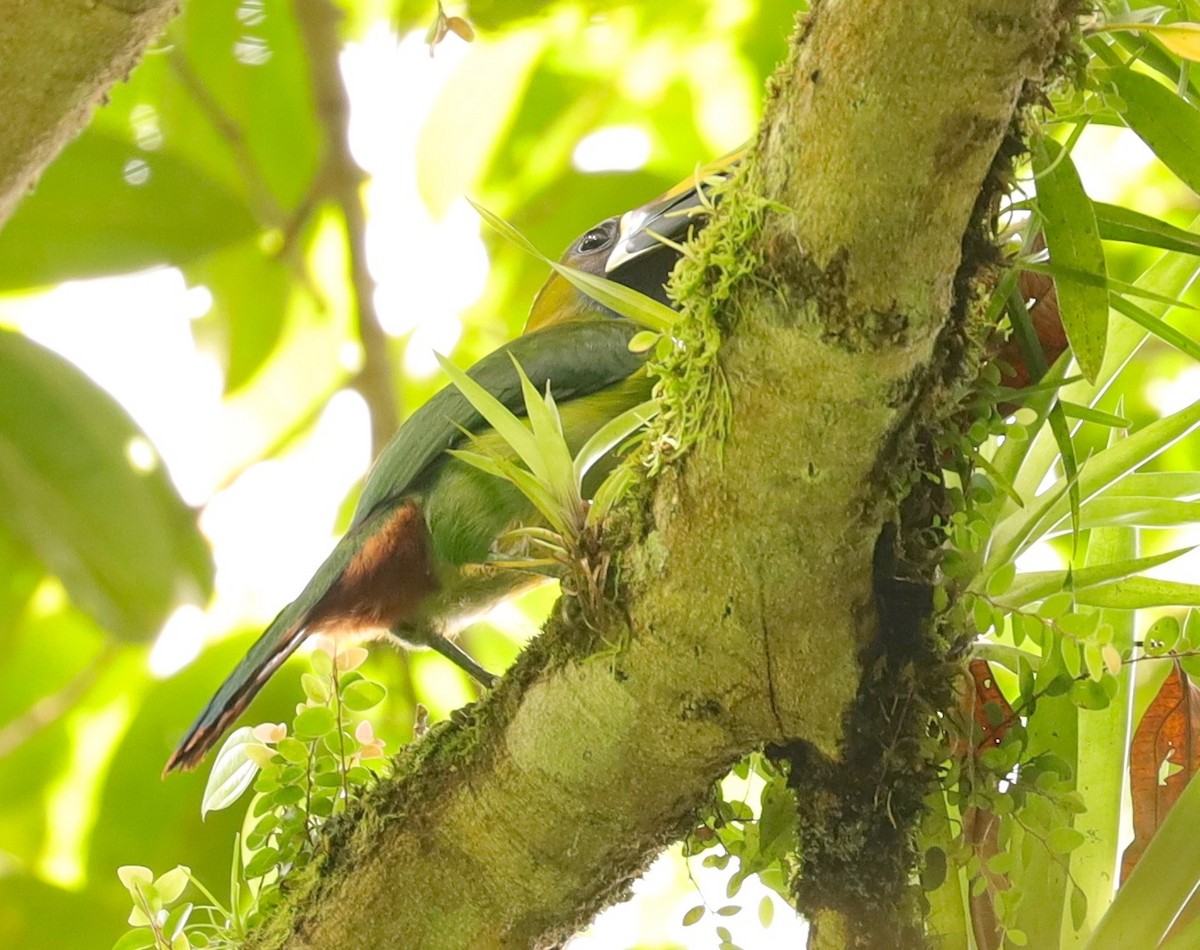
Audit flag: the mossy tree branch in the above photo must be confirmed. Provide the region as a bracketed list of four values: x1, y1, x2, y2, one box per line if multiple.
[251, 3, 1075, 948]
[0, 0, 180, 229]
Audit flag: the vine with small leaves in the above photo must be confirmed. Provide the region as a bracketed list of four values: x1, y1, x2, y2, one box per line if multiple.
[113, 639, 389, 950]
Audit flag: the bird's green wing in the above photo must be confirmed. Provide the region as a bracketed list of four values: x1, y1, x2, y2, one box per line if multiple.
[351, 317, 647, 527]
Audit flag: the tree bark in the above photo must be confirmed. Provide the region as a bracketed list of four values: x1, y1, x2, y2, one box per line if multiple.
[0, 0, 179, 229]
[251, 2, 1077, 947]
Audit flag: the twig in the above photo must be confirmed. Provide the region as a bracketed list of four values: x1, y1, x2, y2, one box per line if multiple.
[293, 0, 400, 454]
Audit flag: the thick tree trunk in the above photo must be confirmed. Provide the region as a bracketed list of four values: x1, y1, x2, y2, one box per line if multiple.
[0, 0, 178, 228]
[250, 2, 1076, 948]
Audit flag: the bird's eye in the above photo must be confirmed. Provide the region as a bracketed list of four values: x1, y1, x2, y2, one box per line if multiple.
[576, 220, 616, 254]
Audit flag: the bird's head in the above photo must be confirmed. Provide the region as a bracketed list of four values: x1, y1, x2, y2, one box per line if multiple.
[524, 157, 735, 332]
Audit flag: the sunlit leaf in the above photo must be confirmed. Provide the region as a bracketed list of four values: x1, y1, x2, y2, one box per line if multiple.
[1031, 137, 1108, 382]
[471, 200, 678, 332]
[1107, 67, 1200, 196]
[1094, 22, 1200, 61]
[0, 331, 213, 641]
[0, 133, 257, 291]
[200, 728, 260, 818]
[1095, 201, 1200, 257]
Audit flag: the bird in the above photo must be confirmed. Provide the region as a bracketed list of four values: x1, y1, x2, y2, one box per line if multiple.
[165, 161, 734, 773]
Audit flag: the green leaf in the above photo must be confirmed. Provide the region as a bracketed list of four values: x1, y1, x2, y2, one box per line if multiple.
[471, 200, 678, 332]
[1031, 136, 1108, 382]
[998, 546, 1193, 607]
[1089, 741, 1200, 947]
[1076, 579, 1200, 610]
[201, 727, 260, 817]
[1095, 201, 1200, 257]
[1110, 294, 1200, 364]
[301, 673, 330, 704]
[436, 353, 541, 478]
[154, 866, 190, 904]
[0, 133, 258, 291]
[573, 399, 659, 486]
[341, 679, 386, 712]
[682, 905, 705, 926]
[1146, 616, 1182, 655]
[758, 896, 774, 928]
[112, 932, 157, 950]
[116, 866, 154, 893]
[293, 706, 336, 739]
[985, 396, 1200, 574]
[1107, 67, 1200, 196]
[0, 331, 213, 640]
[1058, 401, 1129, 427]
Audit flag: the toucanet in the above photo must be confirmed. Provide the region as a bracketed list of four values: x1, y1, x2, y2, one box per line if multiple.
[165, 161, 733, 773]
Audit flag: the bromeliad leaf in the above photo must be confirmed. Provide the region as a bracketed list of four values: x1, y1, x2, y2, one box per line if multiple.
[470, 199, 678, 333]
[1107, 66, 1200, 196]
[1074, 578, 1200, 610]
[1095, 202, 1200, 258]
[573, 400, 660, 486]
[434, 352, 542, 478]
[995, 546, 1195, 608]
[1031, 136, 1108, 382]
[984, 396, 1200, 575]
[1111, 295, 1200, 364]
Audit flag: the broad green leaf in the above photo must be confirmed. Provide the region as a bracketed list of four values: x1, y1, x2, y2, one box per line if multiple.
[153, 867, 190, 904]
[168, 0, 321, 213]
[418, 30, 545, 216]
[1095, 201, 1200, 257]
[1103, 472, 1200, 498]
[341, 680, 386, 712]
[293, 705, 336, 739]
[1074, 578, 1200, 609]
[1107, 67, 1200, 196]
[0, 331, 213, 640]
[1110, 295, 1200, 364]
[0, 132, 257, 291]
[116, 867, 154, 893]
[1031, 136, 1108, 381]
[200, 727, 260, 818]
[1045, 498, 1200, 534]
[186, 239, 294, 394]
[112, 930, 157, 950]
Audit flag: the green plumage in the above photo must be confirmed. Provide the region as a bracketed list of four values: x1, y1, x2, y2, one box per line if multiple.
[167, 317, 651, 770]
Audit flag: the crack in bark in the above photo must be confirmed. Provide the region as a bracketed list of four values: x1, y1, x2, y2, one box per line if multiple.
[758, 576, 788, 740]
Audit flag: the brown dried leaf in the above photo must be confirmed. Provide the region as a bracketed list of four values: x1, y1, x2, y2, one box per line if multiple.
[1121, 662, 1200, 882]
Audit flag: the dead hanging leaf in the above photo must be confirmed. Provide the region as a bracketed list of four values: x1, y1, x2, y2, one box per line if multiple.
[949, 661, 1016, 950]
[995, 233, 1068, 395]
[425, 2, 475, 57]
[964, 805, 1005, 950]
[968, 659, 1017, 753]
[1121, 662, 1200, 882]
